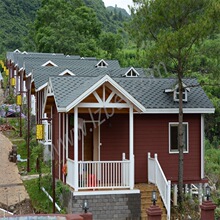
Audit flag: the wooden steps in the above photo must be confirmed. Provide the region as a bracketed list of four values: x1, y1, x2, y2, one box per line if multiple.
[135, 183, 167, 220]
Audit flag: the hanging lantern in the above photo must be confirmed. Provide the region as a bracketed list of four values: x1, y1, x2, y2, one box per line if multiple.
[16, 94, 22, 106]
[36, 124, 44, 140]
[11, 77, 15, 86]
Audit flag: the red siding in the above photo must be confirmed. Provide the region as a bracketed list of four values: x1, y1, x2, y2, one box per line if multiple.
[53, 111, 202, 184]
[134, 114, 201, 183]
[100, 114, 129, 161]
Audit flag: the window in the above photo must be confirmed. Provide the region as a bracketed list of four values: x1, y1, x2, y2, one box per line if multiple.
[169, 122, 189, 153]
[174, 88, 188, 102]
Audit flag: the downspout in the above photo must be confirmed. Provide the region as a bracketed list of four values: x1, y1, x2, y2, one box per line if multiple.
[41, 187, 61, 212]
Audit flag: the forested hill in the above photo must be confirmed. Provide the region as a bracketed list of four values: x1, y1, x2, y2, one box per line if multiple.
[0, 0, 130, 55]
[83, 0, 130, 32]
[0, 0, 41, 53]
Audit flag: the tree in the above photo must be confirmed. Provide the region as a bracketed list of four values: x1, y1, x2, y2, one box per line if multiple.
[129, 0, 220, 209]
[33, 0, 101, 55]
[99, 32, 124, 59]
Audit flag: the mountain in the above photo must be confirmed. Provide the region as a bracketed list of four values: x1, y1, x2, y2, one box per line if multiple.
[106, 6, 130, 18]
[83, 0, 130, 32]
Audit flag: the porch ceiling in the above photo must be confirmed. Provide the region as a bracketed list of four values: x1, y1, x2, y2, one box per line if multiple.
[44, 96, 55, 113]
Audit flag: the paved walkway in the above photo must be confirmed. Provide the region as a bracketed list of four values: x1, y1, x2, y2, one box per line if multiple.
[0, 133, 29, 207]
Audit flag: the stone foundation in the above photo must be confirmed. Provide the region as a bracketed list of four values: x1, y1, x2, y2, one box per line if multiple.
[61, 191, 141, 220]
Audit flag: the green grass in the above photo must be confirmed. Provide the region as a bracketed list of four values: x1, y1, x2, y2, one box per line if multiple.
[23, 175, 54, 213]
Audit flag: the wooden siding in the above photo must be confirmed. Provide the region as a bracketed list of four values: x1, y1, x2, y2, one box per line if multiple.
[100, 114, 129, 161]
[134, 114, 201, 183]
[52, 111, 202, 184]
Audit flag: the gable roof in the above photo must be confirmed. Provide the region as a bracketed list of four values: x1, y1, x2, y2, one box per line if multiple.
[47, 76, 214, 114]
[48, 75, 146, 112]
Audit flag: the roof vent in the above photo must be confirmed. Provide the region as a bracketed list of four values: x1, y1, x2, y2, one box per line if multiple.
[41, 60, 58, 67]
[123, 67, 139, 77]
[96, 59, 108, 68]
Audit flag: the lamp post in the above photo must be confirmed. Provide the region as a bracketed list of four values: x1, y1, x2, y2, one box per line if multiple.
[152, 190, 157, 206]
[200, 184, 216, 220]
[205, 185, 211, 201]
[82, 200, 89, 213]
[147, 190, 162, 220]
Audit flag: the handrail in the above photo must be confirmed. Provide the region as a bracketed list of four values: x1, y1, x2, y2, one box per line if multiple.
[148, 153, 171, 220]
[66, 157, 131, 190]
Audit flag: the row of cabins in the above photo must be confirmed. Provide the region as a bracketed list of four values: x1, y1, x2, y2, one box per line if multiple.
[6, 50, 214, 219]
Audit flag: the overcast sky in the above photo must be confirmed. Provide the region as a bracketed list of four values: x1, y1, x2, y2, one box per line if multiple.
[102, 0, 134, 14]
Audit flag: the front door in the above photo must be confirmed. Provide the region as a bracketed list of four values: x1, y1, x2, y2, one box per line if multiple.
[83, 121, 100, 161]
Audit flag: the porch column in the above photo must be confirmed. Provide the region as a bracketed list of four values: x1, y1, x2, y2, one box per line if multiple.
[129, 106, 134, 189]
[201, 114, 204, 179]
[74, 107, 79, 191]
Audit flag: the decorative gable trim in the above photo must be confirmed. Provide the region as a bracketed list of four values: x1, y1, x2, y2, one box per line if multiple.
[62, 75, 146, 113]
[47, 79, 54, 96]
[13, 49, 21, 53]
[95, 59, 108, 68]
[59, 69, 75, 76]
[41, 60, 58, 67]
[123, 67, 139, 77]
[36, 82, 48, 92]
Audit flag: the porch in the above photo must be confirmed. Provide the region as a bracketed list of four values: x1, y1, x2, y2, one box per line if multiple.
[66, 153, 134, 191]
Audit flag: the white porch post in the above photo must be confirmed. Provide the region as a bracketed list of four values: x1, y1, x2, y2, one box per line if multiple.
[65, 114, 68, 159]
[129, 106, 134, 189]
[201, 114, 204, 179]
[58, 113, 61, 180]
[74, 107, 79, 191]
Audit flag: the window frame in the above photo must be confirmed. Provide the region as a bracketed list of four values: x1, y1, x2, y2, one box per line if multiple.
[169, 122, 189, 154]
[173, 88, 188, 102]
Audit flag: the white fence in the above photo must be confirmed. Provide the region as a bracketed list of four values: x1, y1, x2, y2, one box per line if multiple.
[148, 153, 171, 220]
[66, 157, 130, 190]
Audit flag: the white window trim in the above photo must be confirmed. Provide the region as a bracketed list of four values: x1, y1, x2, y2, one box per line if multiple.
[169, 122, 189, 154]
[173, 89, 188, 102]
[123, 67, 139, 77]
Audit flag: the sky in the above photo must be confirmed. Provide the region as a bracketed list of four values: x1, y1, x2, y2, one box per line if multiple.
[102, 0, 134, 14]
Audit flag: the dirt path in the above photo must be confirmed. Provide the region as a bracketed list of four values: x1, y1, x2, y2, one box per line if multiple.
[0, 133, 29, 207]
[0, 87, 33, 216]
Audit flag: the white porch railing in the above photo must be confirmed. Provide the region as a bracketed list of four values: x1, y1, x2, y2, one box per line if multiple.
[148, 153, 171, 220]
[42, 120, 52, 143]
[66, 154, 131, 190]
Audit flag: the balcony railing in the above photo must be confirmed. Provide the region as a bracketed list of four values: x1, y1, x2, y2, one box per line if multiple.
[66, 153, 131, 190]
[148, 153, 171, 220]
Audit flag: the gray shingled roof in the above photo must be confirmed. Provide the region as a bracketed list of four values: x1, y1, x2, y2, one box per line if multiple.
[32, 66, 148, 90]
[49, 75, 213, 110]
[8, 53, 120, 75]
[50, 76, 105, 108]
[33, 67, 107, 90]
[114, 77, 213, 109]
